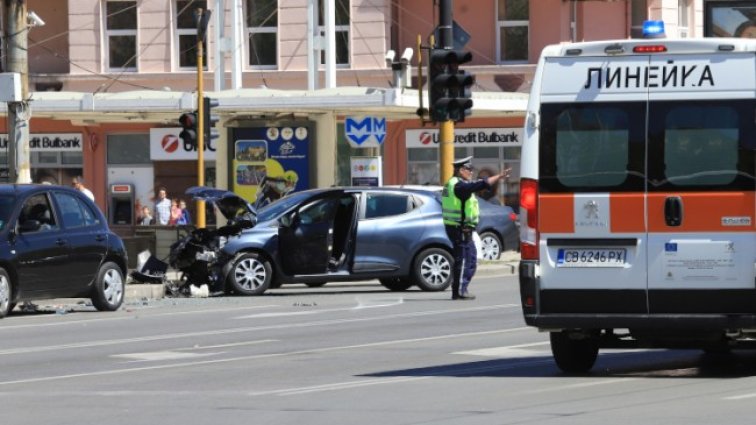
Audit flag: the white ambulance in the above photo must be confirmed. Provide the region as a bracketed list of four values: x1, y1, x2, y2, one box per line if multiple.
[518, 32, 755, 373]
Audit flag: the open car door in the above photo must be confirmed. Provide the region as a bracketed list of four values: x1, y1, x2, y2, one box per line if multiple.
[278, 191, 344, 275]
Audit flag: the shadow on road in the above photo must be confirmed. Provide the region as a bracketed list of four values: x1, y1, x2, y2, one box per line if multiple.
[361, 350, 756, 379]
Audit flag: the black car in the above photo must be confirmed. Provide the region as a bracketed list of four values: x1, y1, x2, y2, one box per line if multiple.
[0, 184, 128, 317]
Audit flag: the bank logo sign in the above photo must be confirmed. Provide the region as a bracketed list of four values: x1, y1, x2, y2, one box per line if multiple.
[345, 116, 386, 148]
[150, 128, 217, 161]
[405, 128, 524, 148]
[0, 133, 83, 151]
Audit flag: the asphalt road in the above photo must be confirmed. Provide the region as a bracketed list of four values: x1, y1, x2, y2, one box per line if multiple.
[2, 272, 756, 425]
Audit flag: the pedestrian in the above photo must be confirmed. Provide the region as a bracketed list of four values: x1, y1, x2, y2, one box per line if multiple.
[72, 176, 95, 201]
[139, 206, 154, 225]
[177, 199, 192, 225]
[154, 187, 172, 225]
[168, 199, 181, 226]
[442, 156, 510, 300]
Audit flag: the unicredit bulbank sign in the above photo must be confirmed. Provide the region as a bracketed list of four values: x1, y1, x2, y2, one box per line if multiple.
[405, 128, 523, 148]
[150, 128, 217, 161]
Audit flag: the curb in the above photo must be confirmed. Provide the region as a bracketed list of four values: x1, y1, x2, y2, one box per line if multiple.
[124, 254, 522, 302]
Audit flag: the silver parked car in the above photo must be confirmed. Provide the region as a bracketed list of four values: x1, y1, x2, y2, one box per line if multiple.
[206, 187, 455, 295]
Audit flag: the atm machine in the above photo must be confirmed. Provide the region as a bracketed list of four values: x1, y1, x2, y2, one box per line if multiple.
[108, 183, 135, 225]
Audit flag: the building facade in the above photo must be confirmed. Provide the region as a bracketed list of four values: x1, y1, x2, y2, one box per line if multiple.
[4, 0, 751, 225]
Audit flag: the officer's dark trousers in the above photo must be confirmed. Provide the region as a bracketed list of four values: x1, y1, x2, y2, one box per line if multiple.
[445, 225, 478, 296]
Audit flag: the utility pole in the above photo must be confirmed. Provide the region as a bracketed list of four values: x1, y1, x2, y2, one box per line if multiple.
[437, 0, 454, 184]
[4, 0, 31, 184]
[196, 8, 211, 229]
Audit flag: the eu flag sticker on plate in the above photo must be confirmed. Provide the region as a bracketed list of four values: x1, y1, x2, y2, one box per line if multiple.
[665, 242, 678, 252]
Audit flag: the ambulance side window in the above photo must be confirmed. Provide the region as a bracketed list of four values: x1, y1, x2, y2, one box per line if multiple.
[648, 100, 755, 191]
[539, 102, 646, 193]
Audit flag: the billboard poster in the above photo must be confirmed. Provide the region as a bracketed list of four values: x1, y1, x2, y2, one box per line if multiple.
[350, 156, 382, 187]
[232, 126, 310, 208]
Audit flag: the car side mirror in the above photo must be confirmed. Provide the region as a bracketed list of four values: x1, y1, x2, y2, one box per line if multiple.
[19, 220, 41, 233]
[279, 214, 292, 228]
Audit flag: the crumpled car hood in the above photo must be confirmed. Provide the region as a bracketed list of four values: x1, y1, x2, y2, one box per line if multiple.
[184, 186, 256, 220]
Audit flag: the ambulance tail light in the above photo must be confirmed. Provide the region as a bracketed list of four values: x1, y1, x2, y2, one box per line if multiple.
[519, 178, 539, 260]
[633, 45, 667, 53]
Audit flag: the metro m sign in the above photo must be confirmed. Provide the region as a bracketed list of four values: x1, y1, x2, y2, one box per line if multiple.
[345, 116, 386, 148]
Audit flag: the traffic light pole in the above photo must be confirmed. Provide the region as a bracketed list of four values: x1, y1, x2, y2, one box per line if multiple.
[196, 12, 206, 229]
[438, 0, 454, 184]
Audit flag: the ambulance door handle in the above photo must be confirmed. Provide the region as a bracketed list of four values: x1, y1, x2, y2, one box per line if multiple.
[664, 196, 683, 227]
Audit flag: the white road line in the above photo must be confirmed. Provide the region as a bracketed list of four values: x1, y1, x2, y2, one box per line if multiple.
[253, 357, 554, 397]
[0, 304, 519, 357]
[0, 304, 280, 331]
[454, 341, 550, 357]
[723, 393, 756, 401]
[0, 327, 529, 386]
[523, 378, 638, 395]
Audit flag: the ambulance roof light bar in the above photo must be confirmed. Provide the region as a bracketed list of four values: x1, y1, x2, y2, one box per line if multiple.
[642, 20, 666, 39]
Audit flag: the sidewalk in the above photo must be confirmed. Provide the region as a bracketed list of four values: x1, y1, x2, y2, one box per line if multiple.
[124, 251, 522, 302]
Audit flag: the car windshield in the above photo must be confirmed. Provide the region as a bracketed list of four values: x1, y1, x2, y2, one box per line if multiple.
[256, 192, 313, 222]
[0, 195, 15, 231]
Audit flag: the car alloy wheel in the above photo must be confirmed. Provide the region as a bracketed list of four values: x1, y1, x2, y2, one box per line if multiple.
[479, 231, 502, 260]
[414, 248, 453, 291]
[0, 269, 11, 318]
[91, 262, 124, 312]
[229, 252, 272, 295]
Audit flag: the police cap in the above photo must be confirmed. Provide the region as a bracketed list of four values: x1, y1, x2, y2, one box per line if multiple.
[452, 156, 474, 170]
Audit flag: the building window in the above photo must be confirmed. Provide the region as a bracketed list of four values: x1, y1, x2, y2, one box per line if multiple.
[496, 0, 528, 63]
[247, 0, 278, 67]
[176, 0, 208, 70]
[319, 0, 350, 65]
[105, 1, 138, 71]
[678, 0, 690, 38]
[631, 0, 648, 38]
[107, 134, 151, 165]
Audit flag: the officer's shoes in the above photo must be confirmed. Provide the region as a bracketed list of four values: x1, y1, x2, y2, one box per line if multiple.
[451, 293, 460, 300]
[459, 292, 476, 300]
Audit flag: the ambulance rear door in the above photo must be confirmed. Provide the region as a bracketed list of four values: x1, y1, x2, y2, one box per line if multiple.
[537, 54, 650, 315]
[645, 52, 756, 314]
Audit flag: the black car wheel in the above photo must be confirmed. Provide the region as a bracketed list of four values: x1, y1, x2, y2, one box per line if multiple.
[413, 248, 453, 292]
[228, 252, 272, 295]
[0, 268, 12, 318]
[90, 262, 125, 312]
[550, 331, 599, 374]
[379, 278, 413, 291]
[478, 231, 502, 260]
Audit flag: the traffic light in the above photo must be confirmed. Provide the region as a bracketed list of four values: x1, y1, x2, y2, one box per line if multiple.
[202, 96, 219, 143]
[178, 111, 197, 148]
[428, 49, 475, 123]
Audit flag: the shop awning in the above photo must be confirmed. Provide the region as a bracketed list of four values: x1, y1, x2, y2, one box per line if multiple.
[0, 87, 528, 124]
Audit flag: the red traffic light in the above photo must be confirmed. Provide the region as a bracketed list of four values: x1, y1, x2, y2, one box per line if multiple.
[179, 112, 197, 129]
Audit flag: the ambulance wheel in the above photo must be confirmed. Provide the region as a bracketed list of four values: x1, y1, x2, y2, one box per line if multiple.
[413, 248, 453, 292]
[550, 331, 599, 374]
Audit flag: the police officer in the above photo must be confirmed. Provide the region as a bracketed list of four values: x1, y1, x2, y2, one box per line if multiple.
[442, 156, 510, 300]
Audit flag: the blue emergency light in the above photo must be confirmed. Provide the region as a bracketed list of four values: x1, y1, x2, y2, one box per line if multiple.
[642, 20, 666, 38]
